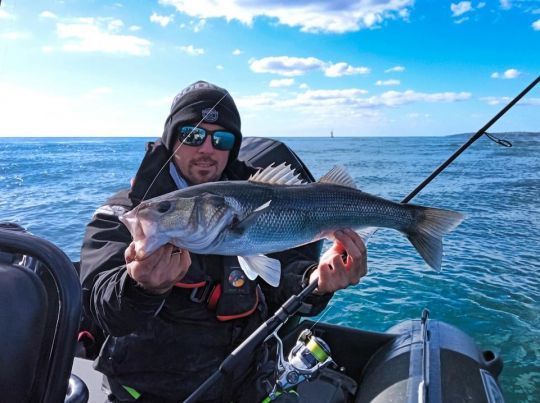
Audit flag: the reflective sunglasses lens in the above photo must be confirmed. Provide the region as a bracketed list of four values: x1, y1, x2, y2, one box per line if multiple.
[212, 131, 236, 151]
[178, 126, 206, 146]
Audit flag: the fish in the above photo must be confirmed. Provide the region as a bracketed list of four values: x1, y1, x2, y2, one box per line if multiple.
[120, 163, 464, 287]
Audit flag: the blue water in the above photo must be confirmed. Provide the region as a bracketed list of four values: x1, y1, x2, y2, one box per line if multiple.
[1, 134, 539, 401]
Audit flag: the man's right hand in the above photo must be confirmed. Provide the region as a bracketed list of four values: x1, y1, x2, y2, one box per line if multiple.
[124, 242, 191, 295]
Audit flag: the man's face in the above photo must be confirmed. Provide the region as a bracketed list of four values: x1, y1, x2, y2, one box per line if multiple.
[172, 122, 232, 185]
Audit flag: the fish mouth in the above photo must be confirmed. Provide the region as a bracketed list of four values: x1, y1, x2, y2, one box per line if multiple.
[120, 208, 160, 258]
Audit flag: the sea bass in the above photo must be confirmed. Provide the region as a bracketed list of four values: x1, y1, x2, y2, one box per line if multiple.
[120, 163, 464, 287]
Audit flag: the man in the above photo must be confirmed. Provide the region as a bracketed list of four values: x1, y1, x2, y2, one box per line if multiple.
[80, 80, 367, 402]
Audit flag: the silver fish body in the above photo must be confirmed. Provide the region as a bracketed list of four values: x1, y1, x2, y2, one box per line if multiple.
[121, 165, 464, 286]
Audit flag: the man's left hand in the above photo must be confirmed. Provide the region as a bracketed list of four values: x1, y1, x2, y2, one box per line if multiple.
[309, 229, 367, 294]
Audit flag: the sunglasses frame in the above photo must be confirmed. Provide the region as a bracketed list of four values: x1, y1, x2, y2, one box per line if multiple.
[176, 125, 236, 151]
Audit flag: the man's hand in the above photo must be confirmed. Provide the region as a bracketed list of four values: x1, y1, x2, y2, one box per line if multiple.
[125, 242, 191, 295]
[310, 229, 367, 294]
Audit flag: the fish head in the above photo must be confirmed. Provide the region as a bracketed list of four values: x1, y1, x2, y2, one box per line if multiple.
[120, 191, 236, 259]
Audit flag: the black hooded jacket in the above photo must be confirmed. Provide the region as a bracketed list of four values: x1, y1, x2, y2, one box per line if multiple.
[79, 132, 331, 399]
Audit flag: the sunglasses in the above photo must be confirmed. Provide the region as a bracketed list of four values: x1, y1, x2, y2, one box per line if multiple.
[176, 126, 236, 151]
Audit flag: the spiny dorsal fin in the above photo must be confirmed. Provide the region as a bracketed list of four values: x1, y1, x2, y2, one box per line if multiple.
[249, 162, 306, 185]
[318, 165, 357, 189]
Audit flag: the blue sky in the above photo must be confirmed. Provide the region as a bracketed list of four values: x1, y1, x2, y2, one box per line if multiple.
[0, 0, 538, 137]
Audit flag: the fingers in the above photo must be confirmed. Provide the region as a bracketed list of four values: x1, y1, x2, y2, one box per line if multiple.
[315, 228, 368, 294]
[334, 229, 366, 262]
[126, 243, 190, 294]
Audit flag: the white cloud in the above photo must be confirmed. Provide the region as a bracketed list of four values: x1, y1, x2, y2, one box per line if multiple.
[269, 78, 295, 88]
[232, 49, 243, 56]
[533, 19, 540, 30]
[129, 25, 141, 31]
[385, 65, 405, 73]
[179, 45, 205, 56]
[0, 31, 31, 40]
[451, 2, 473, 17]
[491, 68, 521, 79]
[250, 56, 325, 76]
[55, 17, 151, 56]
[191, 19, 206, 32]
[0, 81, 162, 136]
[236, 92, 281, 108]
[375, 79, 400, 86]
[0, 9, 15, 20]
[361, 90, 471, 107]
[179, 19, 207, 32]
[499, 0, 512, 10]
[323, 62, 370, 77]
[39, 11, 58, 20]
[108, 19, 124, 32]
[294, 89, 369, 103]
[250, 56, 370, 78]
[150, 12, 174, 27]
[158, 0, 414, 34]
[481, 96, 540, 106]
[237, 88, 471, 116]
[216, 65, 224, 70]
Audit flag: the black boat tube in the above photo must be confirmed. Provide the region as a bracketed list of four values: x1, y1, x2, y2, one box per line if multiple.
[184, 76, 539, 402]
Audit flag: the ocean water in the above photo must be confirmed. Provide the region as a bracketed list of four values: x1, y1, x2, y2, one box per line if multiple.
[0, 134, 538, 401]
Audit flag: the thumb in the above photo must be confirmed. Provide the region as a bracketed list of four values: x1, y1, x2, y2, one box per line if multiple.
[124, 243, 137, 263]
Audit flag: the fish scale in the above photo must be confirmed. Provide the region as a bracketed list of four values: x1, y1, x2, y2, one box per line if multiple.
[121, 165, 464, 285]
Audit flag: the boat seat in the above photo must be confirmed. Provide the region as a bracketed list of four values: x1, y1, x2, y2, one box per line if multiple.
[0, 263, 48, 402]
[0, 224, 84, 402]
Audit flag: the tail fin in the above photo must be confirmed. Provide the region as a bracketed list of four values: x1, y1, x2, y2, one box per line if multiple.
[406, 207, 464, 271]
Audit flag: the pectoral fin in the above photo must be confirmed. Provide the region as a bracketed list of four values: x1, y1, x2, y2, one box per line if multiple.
[230, 200, 272, 234]
[238, 255, 281, 287]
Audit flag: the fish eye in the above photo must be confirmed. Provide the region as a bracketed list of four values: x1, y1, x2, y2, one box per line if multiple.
[157, 201, 172, 213]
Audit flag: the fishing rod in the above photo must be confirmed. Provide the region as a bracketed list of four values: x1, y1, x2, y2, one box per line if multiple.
[184, 75, 539, 402]
[402, 74, 539, 203]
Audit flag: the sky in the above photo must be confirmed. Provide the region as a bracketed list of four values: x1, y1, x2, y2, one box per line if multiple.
[0, 0, 539, 137]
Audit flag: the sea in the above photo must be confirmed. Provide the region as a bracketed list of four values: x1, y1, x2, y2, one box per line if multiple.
[0, 133, 538, 402]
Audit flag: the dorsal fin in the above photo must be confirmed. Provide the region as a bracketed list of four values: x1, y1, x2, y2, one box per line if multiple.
[249, 162, 306, 185]
[318, 165, 357, 188]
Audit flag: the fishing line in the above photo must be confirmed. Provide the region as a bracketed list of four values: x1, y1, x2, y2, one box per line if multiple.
[308, 304, 335, 333]
[484, 132, 512, 148]
[140, 91, 230, 202]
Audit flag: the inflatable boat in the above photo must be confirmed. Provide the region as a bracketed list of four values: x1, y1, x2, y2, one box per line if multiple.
[0, 223, 504, 402]
[0, 137, 505, 402]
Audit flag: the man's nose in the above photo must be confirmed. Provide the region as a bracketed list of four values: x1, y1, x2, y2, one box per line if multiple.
[197, 135, 214, 153]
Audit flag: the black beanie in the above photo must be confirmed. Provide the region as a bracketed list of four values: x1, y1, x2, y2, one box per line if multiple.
[162, 81, 242, 164]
